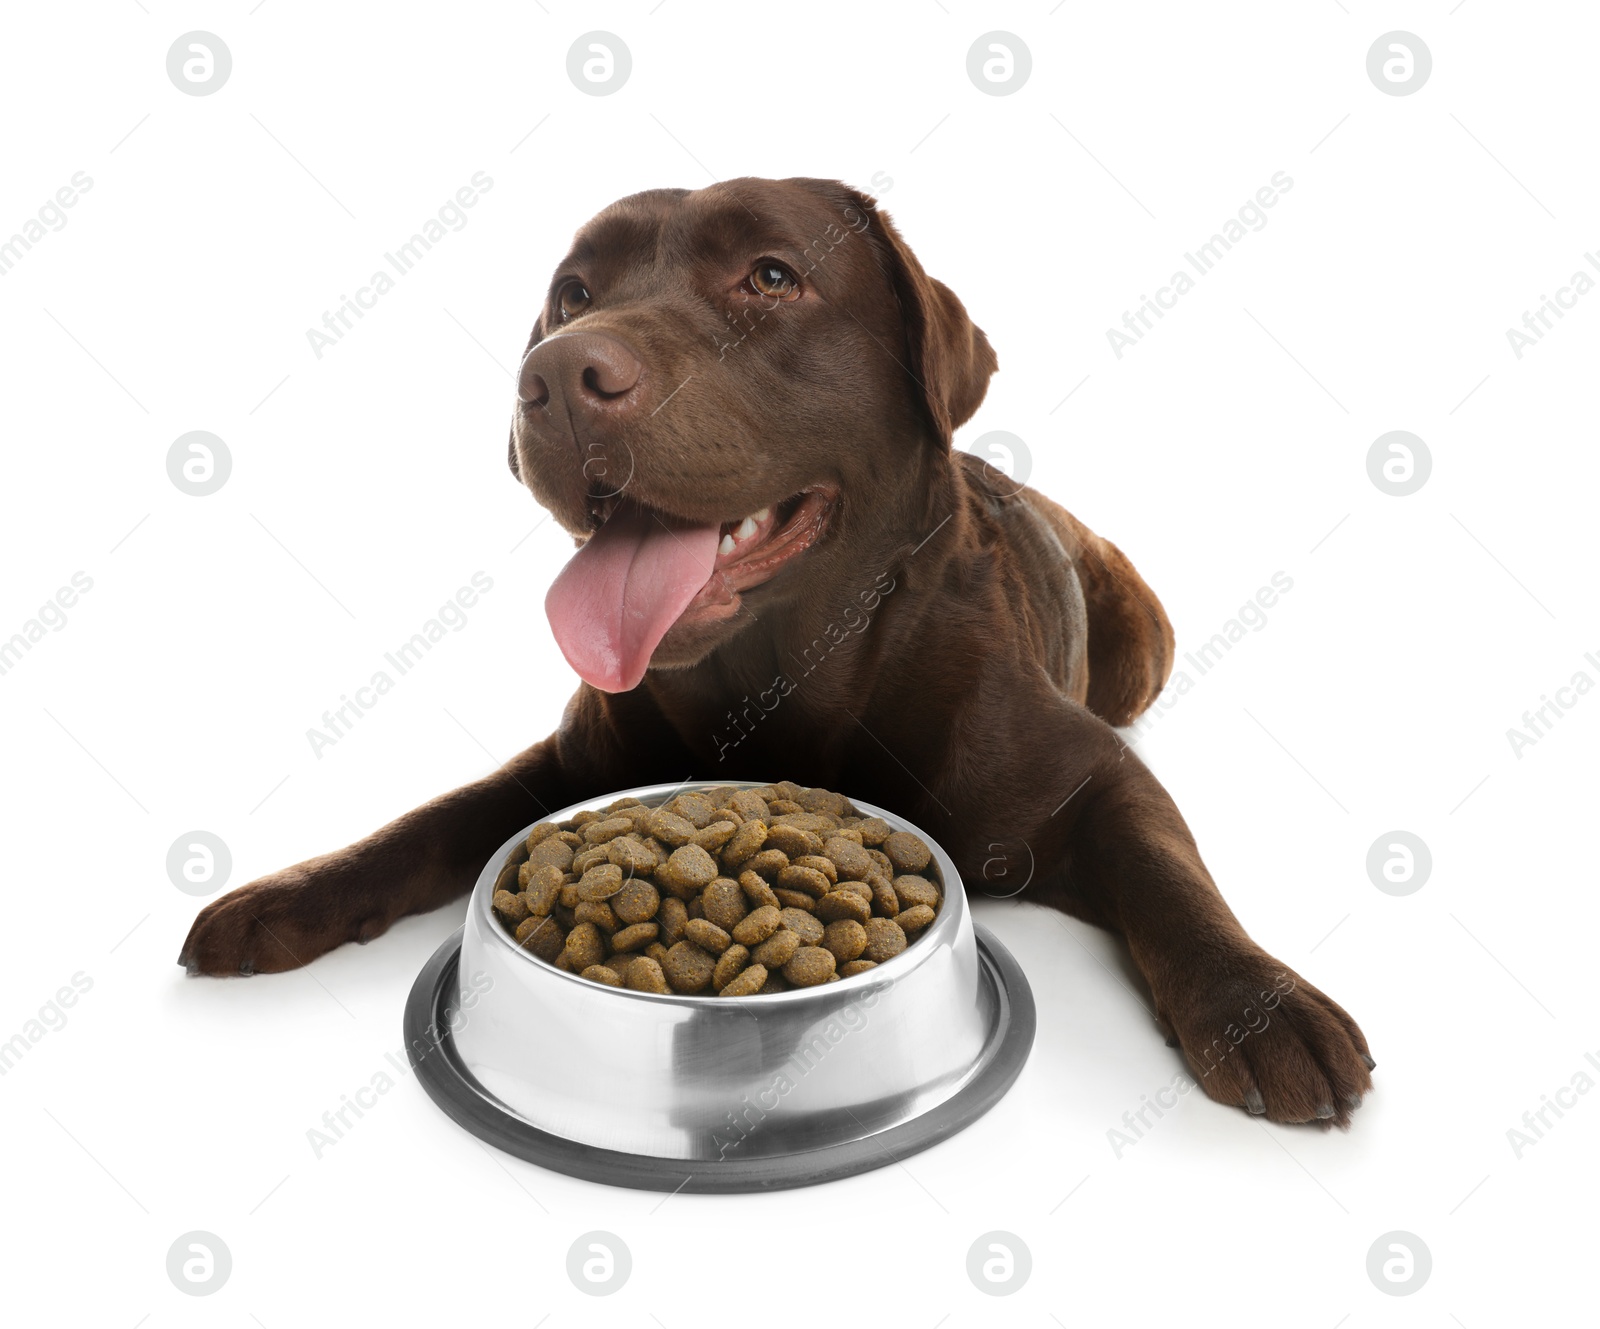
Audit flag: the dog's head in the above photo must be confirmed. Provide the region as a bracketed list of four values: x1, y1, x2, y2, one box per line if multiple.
[510, 177, 997, 693]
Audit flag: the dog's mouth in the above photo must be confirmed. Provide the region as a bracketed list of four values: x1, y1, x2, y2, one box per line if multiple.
[545, 485, 836, 693]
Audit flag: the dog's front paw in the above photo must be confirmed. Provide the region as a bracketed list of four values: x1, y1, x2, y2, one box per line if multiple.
[177, 855, 393, 977]
[1158, 948, 1374, 1126]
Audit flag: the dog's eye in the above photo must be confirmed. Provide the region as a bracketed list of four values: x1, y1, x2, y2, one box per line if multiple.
[747, 262, 799, 301]
[557, 282, 591, 321]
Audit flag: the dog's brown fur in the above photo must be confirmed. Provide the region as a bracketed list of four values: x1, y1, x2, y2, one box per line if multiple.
[181, 178, 1372, 1126]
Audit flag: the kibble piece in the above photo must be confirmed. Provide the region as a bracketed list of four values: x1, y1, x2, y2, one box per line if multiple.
[671, 791, 717, 828]
[731, 905, 782, 946]
[883, 830, 932, 872]
[527, 838, 575, 873]
[783, 945, 837, 987]
[836, 879, 874, 903]
[758, 970, 792, 994]
[869, 875, 899, 917]
[570, 845, 610, 877]
[521, 863, 564, 912]
[855, 816, 892, 846]
[742, 848, 790, 880]
[657, 896, 689, 946]
[524, 821, 563, 850]
[686, 895, 705, 919]
[777, 864, 832, 899]
[683, 918, 732, 955]
[564, 922, 605, 971]
[729, 790, 770, 821]
[839, 959, 878, 978]
[780, 908, 824, 945]
[830, 827, 864, 845]
[626, 957, 671, 993]
[771, 889, 816, 912]
[663, 941, 717, 993]
[608, 835, 658, 876]
[646, 807, 697, 846]
[792, 854, 839, 884]
[712, 944, 751, 992]
[738, 870, 781, 910]
[573, 900, 618, 932]
[581, 964, 623, 987]
[719, 963, 768, 997]
[514, 914, 562, 961]
[823, 836, 875, 881]
[553, 951, 573, 971]
[645, 941, 672, 965]
[765, 823, 822, 858]
[700, 879, 747, 932]
[609, 921, 659, 953]
[893, 874, 941, 910]
[493, 890, 530, 925]
[558, 882, 582, 910]
[569, 809, 600, 828]
[693, 820, 738, 852]
[721, 819, 768, 869]
[752, 928, 801, 969]
[897, 904, 936, 933]
[863, 916, 908, 963]
[552, 903, 578, 932]
[657, 844, 718, 895]
[815, 890, 872, 925]
[583, 816, 635, 844]
[798, 786, 848, 817]
[821, 919, 869, 963]
[612, 878, 661, 925]
[575, 862, 623, 902]
[866, 848, 894, 875]
[774, 811, 839, 835]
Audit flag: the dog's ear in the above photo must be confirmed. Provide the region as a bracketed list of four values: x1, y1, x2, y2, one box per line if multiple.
[844, 188, 997, 446]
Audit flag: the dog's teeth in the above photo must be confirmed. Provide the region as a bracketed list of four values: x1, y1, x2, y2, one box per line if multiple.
[718, 533, 736, 556]
[751, 507, 770, 524]
[735, 516, 758, 540]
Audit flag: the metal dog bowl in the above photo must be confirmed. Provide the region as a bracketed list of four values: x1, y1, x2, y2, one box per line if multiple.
[405, 781, 1035, 1192]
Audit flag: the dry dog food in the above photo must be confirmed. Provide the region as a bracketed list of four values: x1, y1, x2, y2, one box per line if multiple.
[490, 782, 944, 997]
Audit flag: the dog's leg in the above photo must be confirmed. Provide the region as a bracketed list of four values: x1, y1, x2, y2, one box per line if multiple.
[1026, 707, 1374, 1125]
[179, 735, 605, 976]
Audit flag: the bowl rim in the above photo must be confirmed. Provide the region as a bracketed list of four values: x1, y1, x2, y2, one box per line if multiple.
[474, 779, 967, 1006]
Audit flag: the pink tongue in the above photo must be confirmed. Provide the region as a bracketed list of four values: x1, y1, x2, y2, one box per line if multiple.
[544, 503, 721, 693]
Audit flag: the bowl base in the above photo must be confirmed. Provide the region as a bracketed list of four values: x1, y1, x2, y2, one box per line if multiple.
[403, 924, 1036, 1194]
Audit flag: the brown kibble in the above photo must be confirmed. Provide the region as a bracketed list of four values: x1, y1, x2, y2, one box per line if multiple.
[577, 862, 625, 902]
[657, 843, 718, 894]
[583, 816, 634, 844]
[521, 863, 564, 914]
[783, 945, 837, 987]
[683, 918, 732, 954]
[780, 908, 824, 945]
[645, 941, 672, 965]
[613, 877, 661, 925]
[729, 790, 770, 821]
[866, 848, 894, 875]
[564, 922, 605, 970]
[492, 890, 530, 925]
[646, 807, 697, 846]
[869, 875, 899, 917]
[553, 951, 573, 971]
[625, 956, 670, 993]
[897, 904, 936, 933]
[693, 820, 738, 851]
[863, 916, 908, 963]
[569, 845, 611, 878]
[671, 791, 717, 828]
[815, 890, 872, 925]
[701, 878, 749, 932]
[524, 821, 562, 850]
[752, 928, 801, 968]
[721, 818, 768, 869]
[767, 798, 803, 815]
[836, 879, 874, 903]
[771, 888, 815, 912]
[738, 870, 780, 910]
[712, 944, 751, 992]
[608, 835, 658, 876]
[552, 904, 578, 932]
[558, 882, 583, 910]
[663, 941, 717, 993]
[798, 786, 848, 817]
[527, 837, 574, 873]
[883, 830, 932, 872]
[758, 970, 792, 994]
[776, 864, 832, 899]
[855, 816, 892, 846]
[657, 897, 689, 946]
[893, 874, 941, 910]
[742, 848, 790, 880]
[686, 895, 705, 919]
[792, 854, 838, 884]
[609, 922, 659, 953]
[823, 836, 875, 881]
[821, 919, 868, 963]
[581, 964, 623, 987]
[731, 905, 782, 946]
[839, 959, 878, 978]
[773, 811, 838, 835]
[514, 914, 563, 962]
[719, 964, 768, 997]
[573, 900, 618, 932]
[765, 823, 822, 857]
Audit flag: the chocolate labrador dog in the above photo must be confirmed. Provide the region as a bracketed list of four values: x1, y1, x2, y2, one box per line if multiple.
[181, 177, 1373, 1125]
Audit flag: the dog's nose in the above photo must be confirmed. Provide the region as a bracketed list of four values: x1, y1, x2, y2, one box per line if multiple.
[518, 332, 643, 412]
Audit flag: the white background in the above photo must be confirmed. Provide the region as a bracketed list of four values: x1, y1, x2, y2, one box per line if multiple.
[2, 2, 1594, 1323]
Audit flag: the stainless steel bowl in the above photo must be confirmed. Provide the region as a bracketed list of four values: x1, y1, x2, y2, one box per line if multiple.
[406, 781, 1035, 1191]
